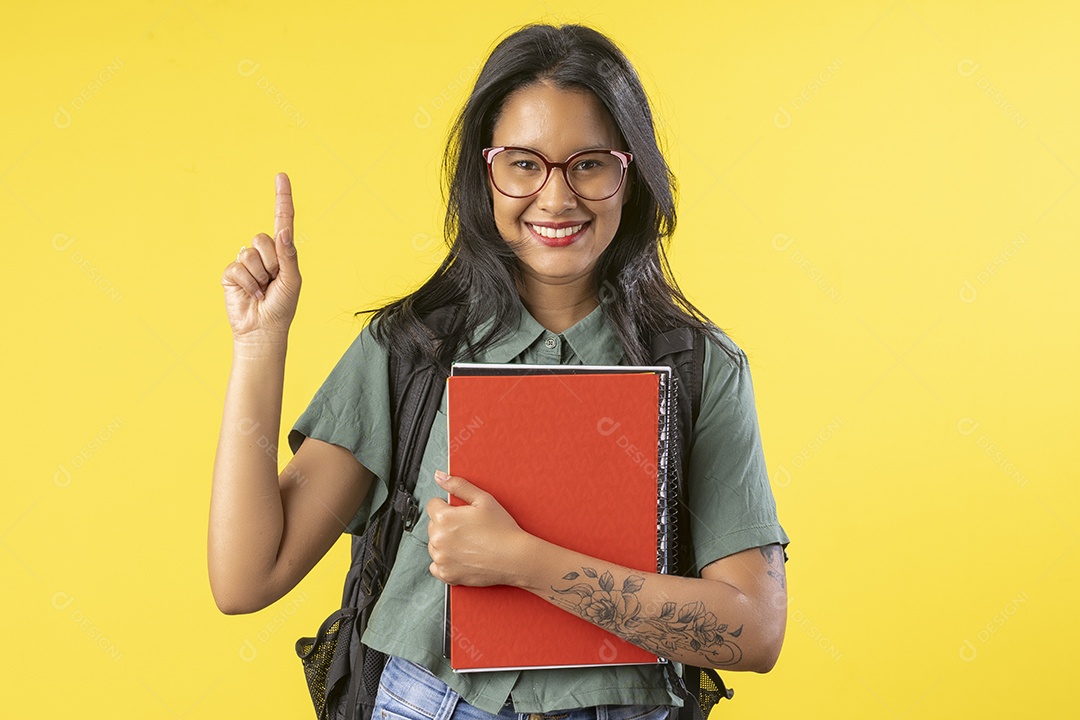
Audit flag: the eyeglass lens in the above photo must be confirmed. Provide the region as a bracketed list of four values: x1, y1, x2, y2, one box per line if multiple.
[489, 149, 625, 201]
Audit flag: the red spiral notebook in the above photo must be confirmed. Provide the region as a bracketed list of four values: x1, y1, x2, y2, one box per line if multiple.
[444, 363, 673, 672]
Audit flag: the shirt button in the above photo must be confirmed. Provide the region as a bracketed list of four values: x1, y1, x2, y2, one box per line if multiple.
[544, 336, 559, 350]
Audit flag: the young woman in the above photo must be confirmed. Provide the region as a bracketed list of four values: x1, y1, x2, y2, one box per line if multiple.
[210, 23, 788, 718]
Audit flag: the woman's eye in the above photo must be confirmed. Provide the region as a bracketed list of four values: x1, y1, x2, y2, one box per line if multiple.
[573, 159, 603, 171]
[510, 160, 541, 171]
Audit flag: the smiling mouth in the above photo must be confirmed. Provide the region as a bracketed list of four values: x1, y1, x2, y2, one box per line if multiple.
[527, 221, 590, 247]
[529, 222, 586, 239]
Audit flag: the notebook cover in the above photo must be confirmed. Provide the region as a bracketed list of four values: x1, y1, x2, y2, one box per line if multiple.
[446, 371, 662, 671]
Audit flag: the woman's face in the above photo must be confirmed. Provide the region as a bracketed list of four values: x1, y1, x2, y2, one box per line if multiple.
[489, 82, 629, 294]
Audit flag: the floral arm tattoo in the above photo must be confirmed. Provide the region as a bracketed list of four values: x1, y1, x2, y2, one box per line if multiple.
[550, 567, 744, 666]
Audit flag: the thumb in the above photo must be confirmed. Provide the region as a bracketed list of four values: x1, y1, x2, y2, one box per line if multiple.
[275, 227, 301, 287]
[435, 470, 485, 505]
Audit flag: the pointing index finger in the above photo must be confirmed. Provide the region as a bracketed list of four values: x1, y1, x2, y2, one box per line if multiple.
[274, 172, 294, 239]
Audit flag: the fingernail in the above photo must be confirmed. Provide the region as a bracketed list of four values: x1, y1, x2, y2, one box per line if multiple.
[282, 228, 292, 246]
[434, 470, 448, 483]
[255, 289, 265, 300]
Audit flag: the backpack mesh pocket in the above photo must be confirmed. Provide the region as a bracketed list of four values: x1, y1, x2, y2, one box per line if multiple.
[296, 607, 357, 719]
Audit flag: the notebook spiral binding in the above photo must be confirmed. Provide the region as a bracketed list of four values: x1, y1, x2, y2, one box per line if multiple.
[657, 372, 680, 576]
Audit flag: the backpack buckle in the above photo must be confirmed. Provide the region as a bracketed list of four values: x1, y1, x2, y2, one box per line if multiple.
[402, 498, 421, 531]
[392, 487, 421, 531]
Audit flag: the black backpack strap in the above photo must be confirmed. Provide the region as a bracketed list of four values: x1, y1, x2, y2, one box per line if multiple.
[648, 326, 705, 578]
[650, 327, 735, 717]
[649, 326, 705, 449]
[340, 309, 459, 720]
[386, 301, 462, 536]
[387, 357, 445, 530]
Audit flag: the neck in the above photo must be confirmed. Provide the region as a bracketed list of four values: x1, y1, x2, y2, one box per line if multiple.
[516, 275, 599, 334]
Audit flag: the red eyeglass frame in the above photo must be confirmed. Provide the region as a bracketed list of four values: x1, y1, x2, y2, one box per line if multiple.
[482, 146, 634, 201]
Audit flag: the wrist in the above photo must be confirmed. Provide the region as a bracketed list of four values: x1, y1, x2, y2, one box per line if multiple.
[232, 332, 289, 360]
[509, 533, 559, 592]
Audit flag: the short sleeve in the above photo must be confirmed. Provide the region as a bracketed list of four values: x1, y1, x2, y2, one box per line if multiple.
[685, 331, 788, 573]
[287, 324, 393, 534]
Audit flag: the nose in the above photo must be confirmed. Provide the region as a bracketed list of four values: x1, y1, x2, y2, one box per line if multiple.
[534, 167, 578, 213]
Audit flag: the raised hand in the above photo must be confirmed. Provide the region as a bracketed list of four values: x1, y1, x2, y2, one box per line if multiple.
[221, 173, 302, 342]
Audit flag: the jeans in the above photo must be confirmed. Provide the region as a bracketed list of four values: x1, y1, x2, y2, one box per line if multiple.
[373, 656, 671, 720]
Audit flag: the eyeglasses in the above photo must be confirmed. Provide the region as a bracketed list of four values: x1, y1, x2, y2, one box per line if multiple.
[483, 146, 633, 202]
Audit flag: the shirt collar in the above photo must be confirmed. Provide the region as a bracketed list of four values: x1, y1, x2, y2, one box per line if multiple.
[468, 299, 624, 365]
[560, 303, 624, 365]
[469, 302, 546, 364]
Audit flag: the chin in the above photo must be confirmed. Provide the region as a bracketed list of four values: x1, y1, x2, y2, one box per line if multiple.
[518, 258, 598, 286]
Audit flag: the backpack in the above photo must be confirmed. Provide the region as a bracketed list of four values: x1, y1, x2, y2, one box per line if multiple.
[296, 311, 733, 720]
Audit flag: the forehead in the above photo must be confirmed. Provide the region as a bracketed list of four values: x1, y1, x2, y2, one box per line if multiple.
[491, 82, 622, 154]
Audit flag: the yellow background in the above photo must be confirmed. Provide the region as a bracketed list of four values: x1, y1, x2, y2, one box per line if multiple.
[5, 1, 1077, 717]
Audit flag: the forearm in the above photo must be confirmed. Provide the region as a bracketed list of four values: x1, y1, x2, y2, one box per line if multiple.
[208, 336, 290, 611]
[510, 535, 784, 672]
[427, 472, 786, 670]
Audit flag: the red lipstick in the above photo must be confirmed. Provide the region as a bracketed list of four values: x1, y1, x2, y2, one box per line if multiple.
[526, 220, 590, 247]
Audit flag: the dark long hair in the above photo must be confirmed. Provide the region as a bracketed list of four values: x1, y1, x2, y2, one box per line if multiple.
[365, 23, 720, 367]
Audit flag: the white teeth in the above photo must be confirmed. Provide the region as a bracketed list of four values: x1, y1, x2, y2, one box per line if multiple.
[530, 223, 584, 239]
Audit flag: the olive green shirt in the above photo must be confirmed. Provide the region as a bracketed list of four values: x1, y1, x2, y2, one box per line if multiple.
[288, 303, 788, 714]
